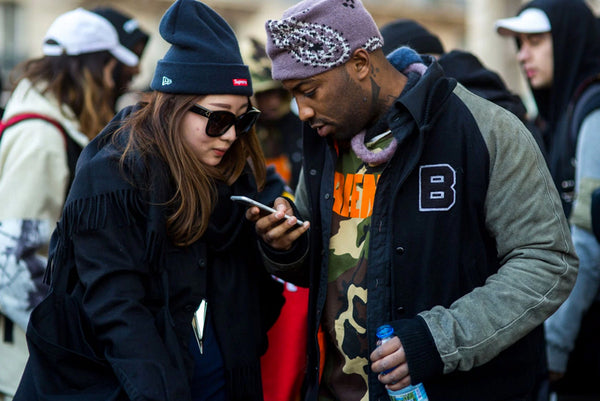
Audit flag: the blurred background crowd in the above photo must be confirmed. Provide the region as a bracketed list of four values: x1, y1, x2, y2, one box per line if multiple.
[0, 0, 598, 115]
[1, 1, 600, 401]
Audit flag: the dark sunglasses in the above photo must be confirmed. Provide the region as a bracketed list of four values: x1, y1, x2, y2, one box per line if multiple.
[189, 104, 261, 137]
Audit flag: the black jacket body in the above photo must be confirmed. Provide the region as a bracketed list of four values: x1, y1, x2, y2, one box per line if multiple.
[14, 106, 284, 401]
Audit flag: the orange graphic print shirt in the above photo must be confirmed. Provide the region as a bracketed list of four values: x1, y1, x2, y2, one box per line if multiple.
[319, 133, 392, 401]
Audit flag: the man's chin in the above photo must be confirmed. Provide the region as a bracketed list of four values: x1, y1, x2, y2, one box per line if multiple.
[332, 129, 359, 142]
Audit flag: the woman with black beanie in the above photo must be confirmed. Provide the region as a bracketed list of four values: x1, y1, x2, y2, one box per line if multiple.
[12, 1, 308, 400]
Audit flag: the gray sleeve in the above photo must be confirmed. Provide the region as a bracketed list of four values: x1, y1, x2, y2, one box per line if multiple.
[570, 109, 600, 231]
[545, 109, 600, 373]
[420, 85, 578, 374]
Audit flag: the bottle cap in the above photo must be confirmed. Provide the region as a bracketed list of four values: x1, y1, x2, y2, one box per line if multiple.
[376, 324, 394, 339]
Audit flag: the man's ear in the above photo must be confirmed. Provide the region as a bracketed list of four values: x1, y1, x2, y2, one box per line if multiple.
[349, 48, 371, 81]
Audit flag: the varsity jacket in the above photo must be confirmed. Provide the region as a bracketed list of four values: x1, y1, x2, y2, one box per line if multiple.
[267, 60, 578, 401]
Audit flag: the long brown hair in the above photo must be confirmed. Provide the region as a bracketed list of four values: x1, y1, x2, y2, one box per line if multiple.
[10, 49, 116, 139]
[119, 91, 267, 246]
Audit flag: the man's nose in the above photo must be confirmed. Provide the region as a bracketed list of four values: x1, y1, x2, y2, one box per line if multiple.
[295, 99, 314, 122]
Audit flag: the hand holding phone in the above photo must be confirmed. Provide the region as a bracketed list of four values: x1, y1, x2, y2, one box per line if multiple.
[230, 195, 305, 226]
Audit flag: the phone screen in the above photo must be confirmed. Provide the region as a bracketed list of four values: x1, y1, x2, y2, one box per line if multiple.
[230, 195, 305, 226]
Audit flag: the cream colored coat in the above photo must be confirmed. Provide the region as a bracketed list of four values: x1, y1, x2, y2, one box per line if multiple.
[0, 79, 88, 397]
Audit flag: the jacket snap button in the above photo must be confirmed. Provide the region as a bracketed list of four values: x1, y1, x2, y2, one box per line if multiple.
[198, 258, 207, 268]
[395, 246, 405, 255]
[310, 169, 317, 176]
[324, 193, 330, 200]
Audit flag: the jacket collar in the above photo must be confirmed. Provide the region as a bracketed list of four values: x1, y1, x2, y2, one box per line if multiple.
[389, 57, 456, 134]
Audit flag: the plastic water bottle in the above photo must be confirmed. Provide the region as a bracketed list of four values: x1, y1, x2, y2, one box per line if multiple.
[376, 325, 429, 401]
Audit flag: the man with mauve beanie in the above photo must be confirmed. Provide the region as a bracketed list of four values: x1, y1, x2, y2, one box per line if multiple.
[250, 0, 579, 400]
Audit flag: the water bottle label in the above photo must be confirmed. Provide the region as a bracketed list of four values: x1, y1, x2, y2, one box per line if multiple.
[388, 383, 428, 401]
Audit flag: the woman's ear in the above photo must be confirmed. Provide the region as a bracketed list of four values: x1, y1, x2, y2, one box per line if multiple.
[102, 58, 119, 89]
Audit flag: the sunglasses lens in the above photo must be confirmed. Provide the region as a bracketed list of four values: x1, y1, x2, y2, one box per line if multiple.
[206, 111, 236, 137]
[235, 110, 260, 136]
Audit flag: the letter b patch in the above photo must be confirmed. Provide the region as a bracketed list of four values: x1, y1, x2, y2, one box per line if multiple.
[419, 164, 456, 211]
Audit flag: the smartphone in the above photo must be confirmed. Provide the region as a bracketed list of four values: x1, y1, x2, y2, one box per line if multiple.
[230, 195, 305, 226]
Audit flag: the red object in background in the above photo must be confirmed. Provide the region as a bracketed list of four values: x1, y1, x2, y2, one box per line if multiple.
[261, 281, 309, 401]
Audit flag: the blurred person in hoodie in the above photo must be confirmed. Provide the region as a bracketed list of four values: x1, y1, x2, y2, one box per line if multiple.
[497, 0, 600, 396]
[380, 18, 546, 156]
[92, 7, 150, 111]
[241, 37, 303, 191]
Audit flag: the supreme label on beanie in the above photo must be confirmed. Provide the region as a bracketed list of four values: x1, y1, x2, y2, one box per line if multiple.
[233, 78, 248, 86]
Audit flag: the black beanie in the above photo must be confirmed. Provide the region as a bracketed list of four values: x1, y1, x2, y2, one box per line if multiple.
[150, 0, 252, 96]
[92, 7, 149, 54]
[380, 19, 445, 56]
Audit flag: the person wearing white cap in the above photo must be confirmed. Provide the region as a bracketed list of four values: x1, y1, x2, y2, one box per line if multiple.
[0, 7, 138, 400]
[495, 8, 553, 91]
[497, 0, 600, 395]
[92, 7, 151, 111]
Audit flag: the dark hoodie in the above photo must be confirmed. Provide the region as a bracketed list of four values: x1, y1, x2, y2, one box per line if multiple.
[438, 50, 528, 122]
[436, 50, 550, 157]
[381, 20, 530, 123]
[519, 0, 600, 217]
[379, 20, 545, 155]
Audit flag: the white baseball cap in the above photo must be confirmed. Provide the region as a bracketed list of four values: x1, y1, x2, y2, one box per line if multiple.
[495, 8, 551, 36]
[42, 8, 139, 66]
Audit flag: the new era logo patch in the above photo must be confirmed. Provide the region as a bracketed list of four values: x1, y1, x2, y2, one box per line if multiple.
[233, 78, 248, 86]
[162, 76, 172, 86]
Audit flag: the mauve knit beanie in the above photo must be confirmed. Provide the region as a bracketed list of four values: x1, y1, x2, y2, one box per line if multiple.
[265, 0, 383, 81]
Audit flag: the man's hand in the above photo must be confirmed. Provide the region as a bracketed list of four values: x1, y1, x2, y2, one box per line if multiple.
[246, 197, 309, 250]
[370, 335, 412, 391]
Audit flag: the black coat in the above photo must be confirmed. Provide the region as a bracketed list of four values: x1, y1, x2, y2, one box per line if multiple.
[15, 106, 285, 401]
